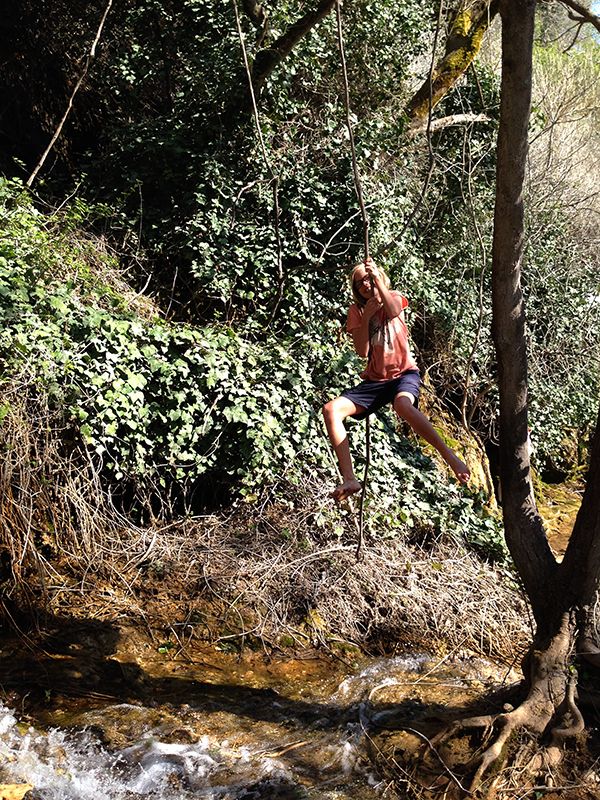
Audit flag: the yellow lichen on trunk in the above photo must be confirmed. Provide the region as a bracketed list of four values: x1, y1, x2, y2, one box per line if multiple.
[406, 0, 498, 130]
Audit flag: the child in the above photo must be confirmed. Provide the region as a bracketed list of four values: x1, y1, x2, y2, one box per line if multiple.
[323, 258, 470, 501]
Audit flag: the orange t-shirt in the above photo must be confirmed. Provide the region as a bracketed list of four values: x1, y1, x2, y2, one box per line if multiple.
[346, 291, 417, 381]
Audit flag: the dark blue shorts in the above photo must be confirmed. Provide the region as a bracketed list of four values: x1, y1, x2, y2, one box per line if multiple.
[341, 370, 421, 421]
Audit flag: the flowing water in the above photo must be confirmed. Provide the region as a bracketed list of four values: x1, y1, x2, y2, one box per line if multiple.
[0, 632, 516, 800]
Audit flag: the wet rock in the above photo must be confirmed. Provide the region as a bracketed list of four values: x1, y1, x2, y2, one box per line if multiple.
[0, 785, 34, 800]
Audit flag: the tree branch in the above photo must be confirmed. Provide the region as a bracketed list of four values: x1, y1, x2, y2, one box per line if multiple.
[26, 0, 114, 188]
[241, 0, 269, 46]
[241, 0, 267, 27]
[405, 0, 500, 133]
[409, 112, 491, 135]
[557, 0, 600, 34]
[251, 0, 336, 94]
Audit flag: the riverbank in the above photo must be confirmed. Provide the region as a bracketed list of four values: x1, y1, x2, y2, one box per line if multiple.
[2, 489, 529, 664]
[2, 613, 598, 800]
[0, 469, 588, 798]
[0, 617, 524, 800]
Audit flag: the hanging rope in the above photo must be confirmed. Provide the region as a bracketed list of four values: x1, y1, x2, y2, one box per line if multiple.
[335, 0, 370, 260]
[235, 0, 372, 553]
[335, 0, 371, 559]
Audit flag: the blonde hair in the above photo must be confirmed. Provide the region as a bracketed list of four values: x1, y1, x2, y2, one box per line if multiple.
[349, 263, 390, 307]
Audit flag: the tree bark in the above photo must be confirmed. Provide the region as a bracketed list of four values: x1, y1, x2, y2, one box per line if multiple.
[559, 407, 600, 659]
[491, 0, 559, 628]
[250, 0, 336, 96]
[406, 0, 499, 133]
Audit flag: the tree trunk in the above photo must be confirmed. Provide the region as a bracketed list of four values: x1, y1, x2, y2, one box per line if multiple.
[395, 0, 600, 791]
[463, 0, 599, 784]
[559, 406, 600, 662]
[491, 0, 559, 628]
[493, 0, 600, 669]
[405, 0, 499, 133]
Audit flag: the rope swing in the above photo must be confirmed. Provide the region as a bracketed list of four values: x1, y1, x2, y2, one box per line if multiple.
[335, 0, 372, 559]
[335, 0, 370, 259]
[235, 0, 373, 555]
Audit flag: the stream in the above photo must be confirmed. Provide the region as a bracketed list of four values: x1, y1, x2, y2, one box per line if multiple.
[0, 628, 517, 800]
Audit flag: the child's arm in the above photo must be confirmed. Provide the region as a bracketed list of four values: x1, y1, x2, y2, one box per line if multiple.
[350, 298, 379, 358]
[366, 260, 405, 319]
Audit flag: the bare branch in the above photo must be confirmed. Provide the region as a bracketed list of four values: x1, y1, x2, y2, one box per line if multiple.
[26, 0, 114, 188]
[409, 112, 491, 135]
[252, 0, 336, 94]
[557, 0, 600, 34]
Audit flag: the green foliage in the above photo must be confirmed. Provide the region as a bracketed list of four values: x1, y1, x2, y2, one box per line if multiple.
[0, 178, 340, 494]
[341, 409, 508, 564]
[2, 0, 598, 567]
[524, 39, 600, 466]
[524, 209, 600, 465]
[77, 0, 431, 331]
[0, 177, 507, 564]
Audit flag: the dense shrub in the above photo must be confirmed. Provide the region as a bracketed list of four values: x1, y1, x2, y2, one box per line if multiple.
[1, 1, 598, 568]
[0, 178, 506, 561]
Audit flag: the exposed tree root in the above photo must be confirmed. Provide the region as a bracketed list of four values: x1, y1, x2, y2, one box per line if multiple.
[392, 619, 590, 798]
[427, 694, 582, 797]
[437, 703, 534, 792]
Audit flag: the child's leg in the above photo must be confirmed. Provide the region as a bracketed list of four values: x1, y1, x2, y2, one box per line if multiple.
[393, 393, 470, 484]
[322, 396, 365, 500]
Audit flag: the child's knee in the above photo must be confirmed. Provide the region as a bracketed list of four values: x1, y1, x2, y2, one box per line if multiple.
[394, 393, 415, 418]
[322, 399, 336, 421]
[323, 397, 344, 423]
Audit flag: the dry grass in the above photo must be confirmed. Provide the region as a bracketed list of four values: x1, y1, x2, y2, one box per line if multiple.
[0, 378, 529, 665]
[0, 376, 140, 596]
[129, 493, 530, 665]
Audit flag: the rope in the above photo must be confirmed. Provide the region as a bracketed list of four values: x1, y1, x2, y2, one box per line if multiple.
[335, 0, 371, 559]
[235, 0, 372, 553]
[335, 0, 370, 259]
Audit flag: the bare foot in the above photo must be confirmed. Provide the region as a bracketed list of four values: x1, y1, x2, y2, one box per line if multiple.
[448, 455, 470, 485]
[331, 478, 362, 501]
